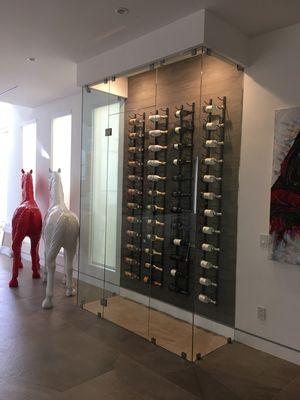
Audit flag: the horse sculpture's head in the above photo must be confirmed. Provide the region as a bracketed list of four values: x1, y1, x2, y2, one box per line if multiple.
[48, 168, 64, 203]
[21, 169, 34, 201]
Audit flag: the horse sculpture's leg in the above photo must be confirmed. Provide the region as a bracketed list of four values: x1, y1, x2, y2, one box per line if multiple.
[62, 251, 67, 285]
[9, 233, 26, 287]
[30, 236, 41, 279]
[65, 246, 76, 297]
[42, 244, 60, 309]
[42, 249, 48, 283]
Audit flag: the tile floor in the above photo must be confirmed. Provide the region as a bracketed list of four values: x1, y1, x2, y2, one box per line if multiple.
[1, 254, 300, 399]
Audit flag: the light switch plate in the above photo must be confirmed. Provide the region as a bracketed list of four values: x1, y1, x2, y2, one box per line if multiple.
[257, 306, 267, 321]
[260, 234, 269, 249]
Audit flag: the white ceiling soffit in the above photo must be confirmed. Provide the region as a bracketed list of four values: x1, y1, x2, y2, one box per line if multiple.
[1, 0, 300, 107]
[77, 10, 248, 87]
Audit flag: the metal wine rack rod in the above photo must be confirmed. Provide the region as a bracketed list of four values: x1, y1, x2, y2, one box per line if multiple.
[198, 96, 226, 306]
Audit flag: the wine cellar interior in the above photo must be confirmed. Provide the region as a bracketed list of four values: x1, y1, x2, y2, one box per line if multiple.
[78, 51, 244, 361]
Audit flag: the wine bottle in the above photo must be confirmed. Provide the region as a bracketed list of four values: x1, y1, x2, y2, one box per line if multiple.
[172, 175, 193, 182]
[128, 175, 143, 182]
[145, 262, 163, 272]
[147, 219, 165, 227]
[199, 277, 217, 287]
[174, 126, 193, 134]
[202, 226, 220, 235]
[173, 143, 192, 150]
[143, 276, 162, 286]
[147, 234, 164, 242]
[147, 204, 164, 212]
[203, 104, 220, 113]
[148, 189, 166, 197]
[148, 144, 167, 152]
[128, 188, 142, 196]
[168, 283, 188, 295]
[147, 159, 166, 167]
[172, 191, 191, 198]
[125, 257, 140, 267]
[126, 230, 141, 238]
[124, 271, 139, 279]
[201, 243, 220, 252]
[203, 209, 222, 217]
[145, 248, 162, 256]
[148, 114, 168, 122]
[201, 192, 221, 200]
[198, 294, 216, 305]
[127, 216, 142, 223]
[200, 260, 219, 270]
[126, 243, 141, 252]
[128, 132, 144, 139]
[205, 121, 224, 131]
[172, 238, 189, 247]
[175, 109, 193, 118]
[170, 268, 185, 278]
[173, 158, 192, 166]
[171, 206, 191, 214]
[147, 174, 166, 182]
[149, 129, 168, 137]
[202, 175, 222, 183]
[128, 160, 143, 167]
[205, 140, 224, 148]
[203, 157, 223, 165]
[129, 118, 143, 125]
[128, 146, 143, 153]
[127, 202, 142, 210]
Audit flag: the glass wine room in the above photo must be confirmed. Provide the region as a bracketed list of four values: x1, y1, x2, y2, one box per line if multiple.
[78, 48, 244, 361]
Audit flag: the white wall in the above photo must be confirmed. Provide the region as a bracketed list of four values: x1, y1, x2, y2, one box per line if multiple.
[6, 104, 34, 220]
[236, 22, 300, 357]
[34, 92, 82, 219]
[5, 92, 81, 221]
[3, 92, 82, 268]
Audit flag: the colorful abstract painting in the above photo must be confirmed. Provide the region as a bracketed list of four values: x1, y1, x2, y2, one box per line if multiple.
[269, 107, 300, 265]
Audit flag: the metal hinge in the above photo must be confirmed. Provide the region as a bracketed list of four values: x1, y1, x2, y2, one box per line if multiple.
[101, 298, 108, 307]
[105, 128, 112, 136]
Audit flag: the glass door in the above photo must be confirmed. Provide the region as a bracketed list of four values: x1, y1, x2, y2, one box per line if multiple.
[145, 55, 203, 361]
[102, 77, 156, 339]
[78, 50, 243, 361]
[77, 86, 110, 317]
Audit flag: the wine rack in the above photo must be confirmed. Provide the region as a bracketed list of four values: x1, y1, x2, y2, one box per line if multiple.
[123, 103, 196, 294]
[125, 112, 146, 280]
[145, 109, 169, 288]
[169, 103, 195, 296]
[198, 97, 226, 305]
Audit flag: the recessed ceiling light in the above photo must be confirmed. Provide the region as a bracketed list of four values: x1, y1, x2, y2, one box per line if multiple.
[115, 7, 129, 15]
[26, 57, 36, 62]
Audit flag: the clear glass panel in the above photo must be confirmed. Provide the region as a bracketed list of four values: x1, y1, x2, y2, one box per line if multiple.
[145, 55, 203, 361]
[102, 77, 152, 339]
[192, 53, 244, 359]
[77, 86, 110, 316]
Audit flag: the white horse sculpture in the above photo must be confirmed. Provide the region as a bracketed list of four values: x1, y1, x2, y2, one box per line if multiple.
[42, 169, 79, 309]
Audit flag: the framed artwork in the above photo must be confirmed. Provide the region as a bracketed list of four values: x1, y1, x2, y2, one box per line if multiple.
[269, 107, 300, 265]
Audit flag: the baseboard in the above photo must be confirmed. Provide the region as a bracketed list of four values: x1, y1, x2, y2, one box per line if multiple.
[235, 329, 300, 366]
[21, 246, 78, 278]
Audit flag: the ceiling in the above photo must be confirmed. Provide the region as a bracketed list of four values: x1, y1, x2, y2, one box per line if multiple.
[1, 0, 300, 107]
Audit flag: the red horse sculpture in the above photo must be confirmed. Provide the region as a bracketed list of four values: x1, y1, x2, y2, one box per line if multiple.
[9, 169, 42, 287]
